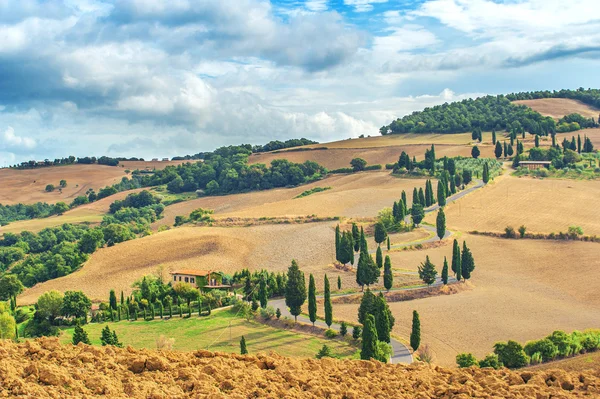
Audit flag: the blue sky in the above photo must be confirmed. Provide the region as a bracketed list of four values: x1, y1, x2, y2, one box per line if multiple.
[0, 0, 599, 164]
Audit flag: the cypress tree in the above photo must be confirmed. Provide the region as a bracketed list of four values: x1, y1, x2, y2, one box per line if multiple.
[361, 315, 378, 361]
[356, 251, 368, 291]
[244, 277, 253, 302]
[401, 191, 407, 214]
[418, 188, 426, 207]
[240, 335, 248, 355]
[169, 303, 173, 318]
[437, 180, 446, 207]
[376, 246, 383, 268]
[425, 180, 433, 207]
[120, 291, 124, 306]
[552, 133, 556, 147]
[387, 236, 390, 251]
[109, 290, 117, 311]
[374, 294, 390, 343]
[324, 275, 332, 328]
[436, 208, 446, 240]
[358, 288, 376, 325]
[259, 276, 268, 309]
[383, 256, 393, 291]
[535, 134, 540, 148]
[285, 260, 306, 322]
[374, 222, 387, 247]
[450, 178, 456, 194]
[308, 274, 317, 326]
[482, 163, 489, 184]
[360, 227, 367, 253]
[392, 201, 399, 222]
[337, 275, 342, 290]
[412, 187, 418, 208]
[503, 141, 507, 157]
[494, 141, 502, 159]
[461, 241, 475, 280]
[335, 225, 341, 262]
[577, 134, 582, 153]
[398, 199, 406, 222]
[410, 310, 421, 351]
[492, 129, 496, 144]
[441, 256, 449, 284]
[352, 223, 360, 252]
[411, 203, 424, 226]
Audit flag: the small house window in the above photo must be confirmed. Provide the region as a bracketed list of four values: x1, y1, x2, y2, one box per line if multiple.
[185, 277, 189, 283]
[191, 278, 195, 284]
[179, 276, 182, 281]
[173, 276, 177, 281]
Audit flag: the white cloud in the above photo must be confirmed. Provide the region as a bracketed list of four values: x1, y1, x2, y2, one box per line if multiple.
[1, 126, 36, 151]
[344, 0, 388, 12]
[305, 0, 328, 12]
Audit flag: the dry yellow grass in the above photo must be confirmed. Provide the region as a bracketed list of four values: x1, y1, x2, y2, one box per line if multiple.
[155, 172, 428, 227]
[332, 234, 600, 366]
[514, 98, 600, 120]
[304, 133, 477, 149]
[424, 175, 600, 236]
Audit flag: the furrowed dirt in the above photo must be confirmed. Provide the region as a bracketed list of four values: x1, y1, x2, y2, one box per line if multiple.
[1, 338, 598, 398]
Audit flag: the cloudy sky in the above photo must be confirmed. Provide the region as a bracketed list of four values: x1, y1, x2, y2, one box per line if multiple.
[1, 0, 599, 164]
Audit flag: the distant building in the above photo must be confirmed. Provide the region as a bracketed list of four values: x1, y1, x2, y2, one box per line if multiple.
[151, 158, 159, 161]
[169, 269, 231, 292]
[162, 158, 169, 161]
[519, 161, 551, 170]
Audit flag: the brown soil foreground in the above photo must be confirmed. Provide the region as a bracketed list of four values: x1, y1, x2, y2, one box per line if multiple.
[1, 338, 599, 398]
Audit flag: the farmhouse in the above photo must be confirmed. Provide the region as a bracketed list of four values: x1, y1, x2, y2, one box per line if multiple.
[170, 269, 231, 292]
[519, 161, 551, 170]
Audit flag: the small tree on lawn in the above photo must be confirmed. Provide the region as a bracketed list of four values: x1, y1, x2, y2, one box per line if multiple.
[518, 225, 527, 238]
[383, 256, 393, 291]
[461, 242, 475, 280]
[441, 256, 449, 285]
[410, 310, 421, 351]
[308, 274, 317, 326]
[324, 275, 332, 328]
[350, 157, 367, 172]
[471, 146, 480, 159]
[72, 324, 91, 345]
[374, 222, 387, 247]
[436, 208, 446, 240]
[240, 335, 248, 355]
[285, 260, 306, 322]
[340, 322, 348, 336]
[352, 325, 362, 340]
[361, 314, 378, 361]
[418, 256, 437, 285]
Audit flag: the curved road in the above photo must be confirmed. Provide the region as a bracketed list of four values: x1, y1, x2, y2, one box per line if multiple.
[269, 179, 486, 364]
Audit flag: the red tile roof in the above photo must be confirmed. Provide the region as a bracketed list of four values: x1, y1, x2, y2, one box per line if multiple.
[170, 269, 214, 277]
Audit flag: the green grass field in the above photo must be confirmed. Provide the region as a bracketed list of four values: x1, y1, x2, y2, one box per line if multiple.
[59, 309, 358, 359]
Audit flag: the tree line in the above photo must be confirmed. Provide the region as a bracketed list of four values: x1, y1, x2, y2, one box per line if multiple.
[11, 155, 121, 169]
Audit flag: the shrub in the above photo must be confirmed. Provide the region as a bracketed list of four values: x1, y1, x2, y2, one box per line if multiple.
[479, 354, 502, 369]
[568, 225, 583, 239]
[530, 352, 543, 365]
[546, 330, 571, 357]
[518, 225, 526, 238]
[325, 329, 337, 339]
[275, 308, 281, 319]
[339, 321, 348, 337]
[316, 344, 337, 359]
[504, 226, 516, 238]
[524, 338, 558, 362]
[375, 341, 392, 363]
[416, 343, 434, 364]
[259, 306, 275, 320]
[364, 164, 382, 171]
[45, 184, 55, 192]
[352, 325, 362, 340]
[493, 341, 529, 369]
[581, 333, 600, 352]
[456, 353, 478, 368]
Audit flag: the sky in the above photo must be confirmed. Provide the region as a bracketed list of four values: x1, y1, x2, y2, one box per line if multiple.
[1, 0, 599, 164]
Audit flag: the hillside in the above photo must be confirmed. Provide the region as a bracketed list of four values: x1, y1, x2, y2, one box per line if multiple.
[1, 338, 597, 398]
[514, 98, 600, 120]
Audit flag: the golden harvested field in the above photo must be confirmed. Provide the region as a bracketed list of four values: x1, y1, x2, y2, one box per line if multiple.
[0, 188, 144, 235]
[249, 144, 498, 170]
[155, 172, 427, 227]
[332, 234, 600, 366]
[304, 133, 477, 149]
[514, 98, 600, 120]
[424, 175, 600, 236]
[528, 350, 600, 373]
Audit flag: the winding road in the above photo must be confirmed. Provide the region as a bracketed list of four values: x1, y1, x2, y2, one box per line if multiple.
[268, 178, 486, 364]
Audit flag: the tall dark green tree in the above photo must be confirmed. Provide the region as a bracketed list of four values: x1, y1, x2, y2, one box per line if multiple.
[577, 134, 582, 153]
[471, 145, 480, 159]
[308, 274, 317, 326]
[412, 188, 418, 209]
[437, 180, 446, 207]
[410, 310, 421, 351]
[375, 246, 383, 268]
[337, 276, 342, 290]
[494, 141, 503, 159]
[451, 239, 461, 280]
[441, 256, 449, 285]
[243, 277, 253, 302]
[482, 163, 489, 184]
[397, 199, 406, 222]
[334, 225, 341, 262]
[461, 242, 475, 280]
[324, 275, 332, 328]
[120, 291, 124, 306]
[386, 237, 390, 251]
[352, 223, 360, 252]
[535, 134, 540, 148]
[492, 129, 496, 144]
[436, 208, 446, 240]
[339, 232, 354, 265]
[240, 335, 248, 354]
[285, 260, 306, 322]
[401, 191, 408, 214]
[109, 289, 117, 311]
[503, 141, 508, 157]
[418, 256, 437, 285]
[360, 227, 368, 253]
[361, 314, 378, 361]
[374, 222, 387, 247]
[383, 256, 393, 291]
[411, 203, 424, 226]
[374, 294, 390, 343]
[358, 289, 376, 325]
[425, 180, 433, 207]
[72, 324, 91, 345]
[418, 188, 426, 207]
[259, 276, 268, 309]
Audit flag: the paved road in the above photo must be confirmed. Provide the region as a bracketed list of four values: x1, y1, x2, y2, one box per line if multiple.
[269, 297, 413, 364]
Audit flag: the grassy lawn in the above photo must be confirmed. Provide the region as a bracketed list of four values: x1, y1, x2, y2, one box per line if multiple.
[59, 309, 357, 359]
